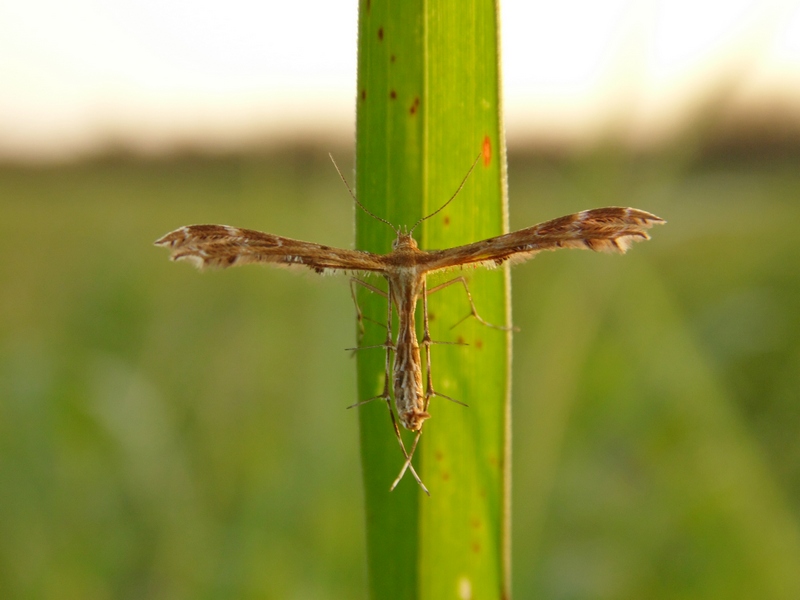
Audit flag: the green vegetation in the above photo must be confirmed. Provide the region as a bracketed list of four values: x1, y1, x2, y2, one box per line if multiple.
[0, 146, 799, 598]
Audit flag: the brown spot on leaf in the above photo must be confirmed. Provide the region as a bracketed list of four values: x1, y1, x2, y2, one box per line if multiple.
[443, 215, 450, 226]
[482, 135, 492, 166]
[390, 54, 396, 63]
[472, 541, 481, 553]
[409, 96, 420, 115]
[378, 27, 383, 40]
[360, 89, 366, 101]
[475, 338, 483, 349]
[389, 89, 396, 100]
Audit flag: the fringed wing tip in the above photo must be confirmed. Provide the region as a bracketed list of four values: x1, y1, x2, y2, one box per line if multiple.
[635, 209, 666, 239]
[154, 224, 198, 246]
[154, 227, 212, 269]
[625, 208, 666, 227]
[154, 227, 184, 249]
[607, 208, 665, 254]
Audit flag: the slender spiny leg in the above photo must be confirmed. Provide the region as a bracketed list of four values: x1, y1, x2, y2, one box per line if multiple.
[381, 279, 394, 414]
[391, 430, 422, 491]
[392, 274, 506, 489]
[386, 404, 429, 495]
[347, 279, 393, 407]
[422, 279, 435, 412]
[427, 276, 517, 331]
[393, 280, 434, 489]
[354, 363, 428, 495]
[384, 280, 427, 494]
[345, 281, 389, 352]
[391, 279, 437, 492]
[349, 278, 366, 340]
[382, 280, 428, 494]
[347, 277, 431, 496]
[350, 278, 388, 345]
[390, 280, 456, 489]
[349, 279, 428, 494]
[421, 278, 468, 408]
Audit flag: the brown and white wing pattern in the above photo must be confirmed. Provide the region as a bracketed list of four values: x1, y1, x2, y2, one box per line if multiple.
[155, 224, 386, 274]
[422, 207, 665, 272]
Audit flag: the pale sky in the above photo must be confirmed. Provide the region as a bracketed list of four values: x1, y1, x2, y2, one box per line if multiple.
[1, 0, 800, 160]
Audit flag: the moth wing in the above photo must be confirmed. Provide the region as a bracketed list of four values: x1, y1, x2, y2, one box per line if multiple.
[155, 225, 386, 274]
[422, 207, 665, 272]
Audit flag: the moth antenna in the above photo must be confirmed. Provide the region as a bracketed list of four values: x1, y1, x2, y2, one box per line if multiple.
[329, 154, 399, 237]
[409, 152, 482, 236]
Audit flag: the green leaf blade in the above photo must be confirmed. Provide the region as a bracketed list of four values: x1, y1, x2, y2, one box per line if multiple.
[356, 0, 509, 598]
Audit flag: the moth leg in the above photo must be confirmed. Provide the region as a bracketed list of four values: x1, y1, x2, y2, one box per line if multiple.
[350, 363, 428, 494]
[349, 279, 428, 494]
[348, 277, 394, 405]
[391, 430, 423, 491]
[428, 276, 517, 331]
[387, 410, 429, 495]
[421, 280, 468, 411]
[389, 282, 436, 491]
[384, 279, 428, 494]
[350, 278, 389, 345]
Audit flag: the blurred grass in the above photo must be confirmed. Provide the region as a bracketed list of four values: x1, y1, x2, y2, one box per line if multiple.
[1, 145, 799, 599]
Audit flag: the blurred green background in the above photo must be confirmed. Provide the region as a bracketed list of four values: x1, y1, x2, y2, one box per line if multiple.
[1, 141, 799, 599]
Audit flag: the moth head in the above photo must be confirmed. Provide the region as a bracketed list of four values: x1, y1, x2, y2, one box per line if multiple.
[391, 233, 419, 251]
